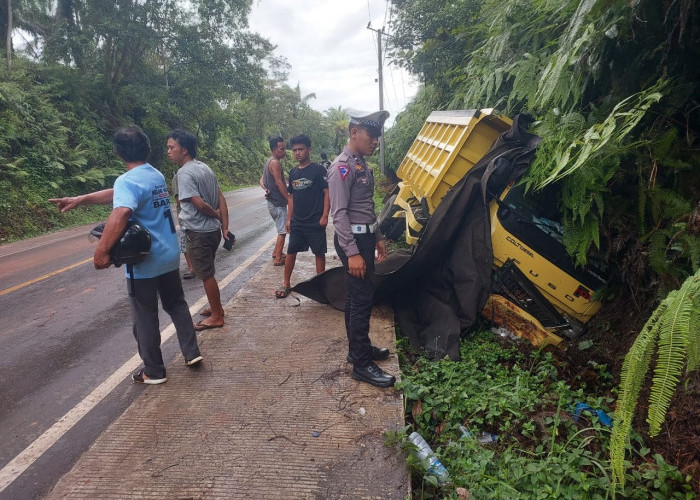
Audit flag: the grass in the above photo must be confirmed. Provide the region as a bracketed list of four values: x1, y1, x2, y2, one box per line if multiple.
[0, 204, 113, 245]
[390, 330, 694, 499]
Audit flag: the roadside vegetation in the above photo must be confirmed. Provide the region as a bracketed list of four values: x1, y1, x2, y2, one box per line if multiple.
[392, 331, 695, 499]
[384, 0, 698, 494]
[0, 0, 344, 242]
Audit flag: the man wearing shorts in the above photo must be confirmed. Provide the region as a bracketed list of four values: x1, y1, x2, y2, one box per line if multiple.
[172, 171, 195, 279]
[276, 134, 329, 298]
[260, 136, 289, 265]
[167, 129, 231, 331]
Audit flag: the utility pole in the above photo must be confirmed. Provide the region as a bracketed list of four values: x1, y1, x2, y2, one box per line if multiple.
[7, 0, 13, 71]
[367, 23, 386, 175]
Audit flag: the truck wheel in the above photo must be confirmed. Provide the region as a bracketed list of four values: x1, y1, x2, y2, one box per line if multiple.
[378, 194, 407, 241]
[385, 218, 405, 241]
[378, 194, 398, 223]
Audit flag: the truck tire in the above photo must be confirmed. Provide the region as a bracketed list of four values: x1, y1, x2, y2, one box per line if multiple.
[378, 194, 398, 224]
[378, 195, 405, 241]
[385, 218, 405, 241]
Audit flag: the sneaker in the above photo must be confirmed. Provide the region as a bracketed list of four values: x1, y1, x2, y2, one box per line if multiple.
[132, 368, 167, 385]
[185, 355, 203, 367]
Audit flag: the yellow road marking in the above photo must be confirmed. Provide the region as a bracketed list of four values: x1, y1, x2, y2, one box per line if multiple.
[0, 257, 93, 297]
[0, 189, 258, 298]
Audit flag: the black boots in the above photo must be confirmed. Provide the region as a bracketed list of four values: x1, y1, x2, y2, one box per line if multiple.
[351, 362, 396, 388]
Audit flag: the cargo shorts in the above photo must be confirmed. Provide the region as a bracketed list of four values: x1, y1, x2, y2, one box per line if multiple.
[185, 229, 221, 280]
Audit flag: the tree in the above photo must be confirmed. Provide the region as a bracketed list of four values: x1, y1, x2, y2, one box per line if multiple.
[325, 106, 349, 154]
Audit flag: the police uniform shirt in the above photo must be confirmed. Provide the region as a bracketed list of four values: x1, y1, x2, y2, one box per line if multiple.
[328, 146, 377, 257]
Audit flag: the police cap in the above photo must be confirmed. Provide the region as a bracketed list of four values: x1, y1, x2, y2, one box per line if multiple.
[348, 109, 390, 137]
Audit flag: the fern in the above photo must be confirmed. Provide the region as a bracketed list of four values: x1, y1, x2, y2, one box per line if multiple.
[688, 304, 700, 373]
[534, 81, 665, 187]
[610, 269, 700, 488]
[610, 303, 663, 488]
[647, 285, 694, 436]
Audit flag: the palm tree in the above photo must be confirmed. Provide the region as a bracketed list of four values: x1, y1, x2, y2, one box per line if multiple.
[325, 106, 349, 154]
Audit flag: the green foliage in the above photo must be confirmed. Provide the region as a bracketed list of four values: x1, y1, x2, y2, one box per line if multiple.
[390, 0, 699, 282]
[398, 331, 694, 498]
[610, 270, 700, 489]
[520, 81, 665, 265]
[0, 61, 120, 239]
[528, 82, 665, 188]
[0, 0, 344, 241]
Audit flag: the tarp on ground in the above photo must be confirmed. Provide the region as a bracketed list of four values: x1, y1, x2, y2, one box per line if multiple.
[292, 116, 541, 361]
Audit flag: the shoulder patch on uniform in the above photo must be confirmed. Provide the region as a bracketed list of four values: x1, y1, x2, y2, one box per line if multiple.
[337, 164, 349, 180]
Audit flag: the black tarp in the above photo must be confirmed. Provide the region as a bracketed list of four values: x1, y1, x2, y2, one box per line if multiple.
[292, 115, 541, 361]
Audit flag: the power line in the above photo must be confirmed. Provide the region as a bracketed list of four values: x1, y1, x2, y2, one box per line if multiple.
[383, 0, 393, 60]
[399, 66, 407, 104]
[387, 63, 401, 111]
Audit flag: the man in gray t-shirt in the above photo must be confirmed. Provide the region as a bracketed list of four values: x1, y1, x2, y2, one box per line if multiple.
[178, 159, 222, 232]
[167, 129, 231, 331]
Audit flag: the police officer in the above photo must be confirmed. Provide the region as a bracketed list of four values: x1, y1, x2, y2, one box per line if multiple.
[327, 110, 395, 388]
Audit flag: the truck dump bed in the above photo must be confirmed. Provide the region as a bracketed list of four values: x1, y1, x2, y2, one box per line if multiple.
[380, 109, 606, 345]
[390, 109, 512, 243]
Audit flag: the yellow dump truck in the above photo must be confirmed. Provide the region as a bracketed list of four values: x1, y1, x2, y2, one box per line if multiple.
[378, 109, 607, 347]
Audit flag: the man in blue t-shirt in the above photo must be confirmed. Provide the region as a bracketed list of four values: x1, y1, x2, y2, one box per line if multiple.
[276, 134, 329, 298]
[49, 126, 203, 385]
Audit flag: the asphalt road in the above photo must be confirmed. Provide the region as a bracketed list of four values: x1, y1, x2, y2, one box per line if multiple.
[0, 186, 278, 499]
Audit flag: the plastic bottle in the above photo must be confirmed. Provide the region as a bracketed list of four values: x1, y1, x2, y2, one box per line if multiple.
[476, 432, 499, 444]
[459, 425, 498, 444]
[408, 432, 450, 485]
[458, 425, 472, 438]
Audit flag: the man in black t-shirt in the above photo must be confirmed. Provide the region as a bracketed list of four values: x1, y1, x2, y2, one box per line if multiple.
[276, 134, 329, 298]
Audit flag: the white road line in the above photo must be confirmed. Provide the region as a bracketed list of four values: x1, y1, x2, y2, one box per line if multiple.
[0, 236, 276, 493]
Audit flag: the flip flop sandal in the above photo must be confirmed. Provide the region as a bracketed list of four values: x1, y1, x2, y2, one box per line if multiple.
[275, 287, 292, 299]
[194, 321, 224, 331]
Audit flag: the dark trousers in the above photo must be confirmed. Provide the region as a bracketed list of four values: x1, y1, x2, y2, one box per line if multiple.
[127, 269, 201, 378]
[334, 233, 376, 367]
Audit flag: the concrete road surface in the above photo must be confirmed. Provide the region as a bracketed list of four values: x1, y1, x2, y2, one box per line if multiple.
[0, 186, 279, 499]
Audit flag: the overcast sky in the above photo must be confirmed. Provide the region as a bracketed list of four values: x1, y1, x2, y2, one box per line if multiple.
[247, 0, 419, 126]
